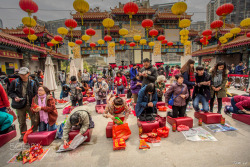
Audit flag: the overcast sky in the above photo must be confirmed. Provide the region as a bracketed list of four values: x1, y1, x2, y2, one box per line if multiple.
[0, 0, 210, 28]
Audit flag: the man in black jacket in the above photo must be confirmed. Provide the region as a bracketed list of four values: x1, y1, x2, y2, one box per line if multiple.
[139, 58, 157, 86]
[165, 65, 170, 79]
[192, 66, 211, 113]
[157, 64, 165, 76]
[8, 67, 39, 141]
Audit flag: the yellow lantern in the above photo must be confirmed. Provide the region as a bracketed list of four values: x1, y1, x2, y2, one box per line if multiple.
[230, 28, 241, 38]
[219, 36, 227, 44]
[181, 35, 189, 40]
[148, 41, 155, 51]
[57, 27, 68, 42]
[171, 2, 187, 18]
[22, 17, 36, 27]
[179, 29, 189, 36]
[97, 39, 105, 46]
[119, 28, 129, 37]
[73, 0, 89, 25]
[82, 35, 90, 46]
[181, 39, 187, 44]
[224, 33, 233, 39]
[134, 35, 141, 47]
[103, 18, 115, 35]
[140, 39, 147, 49]
[109, 42, 116, 48]
[240, 18, 250, 27]
[68, 42, 75, 48]
[28, 34, 37, 47]
[179, 19, 191, 28]
[184, 41, 191, 46]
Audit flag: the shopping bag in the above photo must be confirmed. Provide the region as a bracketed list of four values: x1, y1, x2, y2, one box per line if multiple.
[112, 123, 131, 140]
[62, 106, 72, 115]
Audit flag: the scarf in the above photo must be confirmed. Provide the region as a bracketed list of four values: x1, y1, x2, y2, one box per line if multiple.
[114, 106, 125, 114]
[38, 94, 48, 124]
[213, 70, 223, 87]
[189, 71, 196, 82]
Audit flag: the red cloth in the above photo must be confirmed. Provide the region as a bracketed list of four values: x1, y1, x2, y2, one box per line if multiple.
[172, 69, 180, 77]
[234, 96, 250, 110]
[114, 76, 127, 87]
[189, 72, 196, 82]
[0, 84, 10, 108]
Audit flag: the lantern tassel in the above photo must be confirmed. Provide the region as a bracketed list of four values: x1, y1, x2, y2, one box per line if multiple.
[81, 14, 84, 26]
[129, 15, 132, 29]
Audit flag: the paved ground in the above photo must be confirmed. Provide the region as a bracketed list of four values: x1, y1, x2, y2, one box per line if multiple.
[1, 86, 250, 167]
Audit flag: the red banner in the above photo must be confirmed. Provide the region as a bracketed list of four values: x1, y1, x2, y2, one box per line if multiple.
[0, 50, 23, 59]
[31, 55, 39, 61]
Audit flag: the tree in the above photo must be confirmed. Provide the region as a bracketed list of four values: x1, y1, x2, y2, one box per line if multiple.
[83, 61, 90, 72]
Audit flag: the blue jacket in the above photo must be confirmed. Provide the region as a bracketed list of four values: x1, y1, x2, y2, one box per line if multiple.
[0, 111, 13, 131]
[135, 85, 158, 117]
[130, 68, 138, 79]
[235, 65, 244, 74]
[183, 71, 195, 90]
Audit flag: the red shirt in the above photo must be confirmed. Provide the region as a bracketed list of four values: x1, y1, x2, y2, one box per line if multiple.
[114, 76, 127, 87]
[0, 84, 10, 108]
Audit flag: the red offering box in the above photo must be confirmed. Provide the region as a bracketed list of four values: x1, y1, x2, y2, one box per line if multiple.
[232, 114, 250, 125]
[194, 112, 222, 124]
[0, 129, 16, 147]
[27, 130, 56, 146]
[156, 102, 165, 108]
[68, 129, 92, 142]
[95, 104, 106, 113]
[167, 116, 193, 128]
[137, 120, 160, 133]
[106, 122, 113, 138]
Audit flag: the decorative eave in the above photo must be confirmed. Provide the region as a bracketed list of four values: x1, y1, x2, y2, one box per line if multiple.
[72, 10, 110, 20]
[222, 35, 250, 50]
[192, 44, 222, 57]
[154, 12, 192, 21]
[111, 7, 156, 15]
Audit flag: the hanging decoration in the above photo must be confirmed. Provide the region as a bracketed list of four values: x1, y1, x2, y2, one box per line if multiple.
[142, 19, 154, 38]
[210, 20, 223, 37]
[54, 35, 63, 49]
[157, 35, 165, 42]
[219, 36, 228, 44]
[179, 19, 191, 29]
[240, 18, 250, 35]
[161, 39, 168, 49]
[103, 18, 115, 35]
[224, 33, 233, 39]
[22, 17, 36, 27]
[119, 28, 129, 38]
[104, 35, 112, 43]
[123, 2, 139, 28]
[65, 19, 78, 39]
[167, 42, 174, 48]
[90, 42, 96, 52]
[75, 39, 83, 45]
[140, 39, 147, 49]
[133, 35, 141, 47]
[109, 42, 116, 48]
[119, 39, 127, 50]
[230, 28, 241, 38]
[73, 0, 89, 25]
[201, 30, 212, 46]
[149, 29, 159, 41]
[19, 0, 38, 16]
[28, 34, 37, 47]
[23, 27, 35, 35]
[247, 32, 250, 38]
[148, 42, 155, 51]
[86, 28, 96, 41]
[57, 27, 68, 42]
[97, 39, 105, 46]
[47, 42, 54, 50]
[216, 3, 234, 28]
[68, 42, 75, 48]
[129, 42, 136, 49]
[171, 1, 187, 22]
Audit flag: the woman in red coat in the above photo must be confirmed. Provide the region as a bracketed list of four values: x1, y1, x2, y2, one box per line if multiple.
[114, 71, 127, 94]
[0, 84, 10, 112]
[31, 86, 58, 131]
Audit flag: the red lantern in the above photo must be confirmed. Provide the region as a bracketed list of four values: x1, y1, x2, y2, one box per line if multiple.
[157, 35, 165, 41]
[86, 28, 96, 37]
[119, 39, 127, 45]
[54, 35, 63, 42]
[202, 30, 212, 36]
[210, 20, 223, 29]
[65, 19, 77, 38]
[123, 2, 139, 28]
[202, 41, 209, 45]
[149, 29, 159, 37]
[167, 42, 173, 47]
[247, 32, 250, 38]
[104, 35, 112, 42]
[23, 27, 35, 35]
[19, 0, 38, 16]
[207, 35, 212, 40]
[75, 39, 83, 45]
[47, 42, 54, 50]
[200, 38, 205, 43]
[129, 42, 136, 48]
[142, 19, 153, 38]
[161, 39, 168, 49]
[216, 3, 234, 28]
[90, 42, 96, 51]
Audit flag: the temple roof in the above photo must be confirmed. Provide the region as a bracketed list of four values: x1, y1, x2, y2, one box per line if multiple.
[192, 44, 222, 57]
[72, 11, 110, 20]
[111, 7, 156, 15]
[154, 12, 192, 20]
[222, 35, 250, 49]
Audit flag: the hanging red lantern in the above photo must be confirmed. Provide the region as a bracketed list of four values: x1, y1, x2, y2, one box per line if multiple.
[200, 38, 205, 43]
[23, 27, 35, 35]
[123, 2, 139, 28]
[54, 35, 63, 42]
[161, 39, 168, 49]
[75, 39, 83, 45]
[142, 19, 153, 38]
[104, 35, 112, 42]
[157, 35, 165, 41]
[47, 42, 54, 50]
[19, 0, 38, 16]
[65, 19, 77, 38]
[167, 42, 173, 47]
[216, 3, 234, 28]
[202, 41, 209, 45]
[210, 20, 224, 29]
[149, 29, 159, 38]
[129, 42, 136, 48]
[86, 28, 96, 37]
[247, 32, 250, 38]
[120, 39, 127, 50]
[90, 42, 96, 48]
[207, 35, 212, 40]
[202, 29, 212, 36]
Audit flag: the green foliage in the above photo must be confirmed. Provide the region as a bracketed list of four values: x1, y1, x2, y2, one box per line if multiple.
[83, 61, 90, 72]
[61, 60, 70, 73]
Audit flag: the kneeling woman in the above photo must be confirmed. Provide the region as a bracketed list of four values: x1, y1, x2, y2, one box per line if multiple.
[135, 83, 158, 119]
[165, 74, 189, 118]
[224, 96, 250, 115]
[103, 95, 130, 124]
[31, 86, 58, 131]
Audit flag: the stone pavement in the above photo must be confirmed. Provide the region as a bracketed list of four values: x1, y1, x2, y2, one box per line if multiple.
[1, 87, 250, 167]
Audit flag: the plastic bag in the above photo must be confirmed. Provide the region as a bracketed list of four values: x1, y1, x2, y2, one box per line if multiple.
[112, 123, 131, 140]
[113, 138, 126, 150]
[157, 127, 169, 138]
[145, 136, 161, 143]
[177, 124, 190, 132]
[63, 106, 72, 115]
[22, 126, 33, 144]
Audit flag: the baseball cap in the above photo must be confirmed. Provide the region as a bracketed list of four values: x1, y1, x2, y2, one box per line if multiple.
[18, 67, 30, 75]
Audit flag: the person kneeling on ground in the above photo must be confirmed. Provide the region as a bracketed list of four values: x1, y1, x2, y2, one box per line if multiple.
[135, 83, 158, 121]
[31, 86, 58, 132]
[165, 74, 189, 118]
[224, 96, 250, 115]
[103, 95, 130, 124]
[192, 66, 211, 113]
[94, 76, 109, 105]
[0, 111, 14, 134]
[63, 106, 94, 146]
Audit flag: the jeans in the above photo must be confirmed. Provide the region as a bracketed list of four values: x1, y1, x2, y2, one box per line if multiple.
[39, 121, 57, 132]
[97, 99, 107, 105]
[172, 105, 186, 118]
[0, 107, 7, 112]
[109, 83, 114, 91]
[193, 94, 209, 112]
[228, 97, 239, 113]
[72, 99, 83, 106]
[117, 88, 124, 94]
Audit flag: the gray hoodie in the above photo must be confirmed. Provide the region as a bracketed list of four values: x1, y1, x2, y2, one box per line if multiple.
[140, 65, 158, 86]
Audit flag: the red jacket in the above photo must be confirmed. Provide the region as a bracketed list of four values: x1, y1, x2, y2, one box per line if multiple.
[0, 84, 10, 108]
[114, 76, 127, 87]
[234, 96, 250, 110]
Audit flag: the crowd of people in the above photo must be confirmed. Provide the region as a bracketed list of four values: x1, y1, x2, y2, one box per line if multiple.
[0, 58, 250, 145]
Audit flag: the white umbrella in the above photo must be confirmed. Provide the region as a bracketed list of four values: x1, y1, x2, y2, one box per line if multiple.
[70, 60, 78, 81]
[44, 55, 58, 91]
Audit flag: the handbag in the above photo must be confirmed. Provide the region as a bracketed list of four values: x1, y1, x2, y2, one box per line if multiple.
[168, 86, 184, 106]
[97, 83, 106, 98]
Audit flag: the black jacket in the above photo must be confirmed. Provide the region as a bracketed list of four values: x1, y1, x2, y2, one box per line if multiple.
[192, 72, 211, 101]
[157, 67, 165, 75]
[182, 71, 195, 90]
[8, 78, 38, 107]
[140, 65, 157, 86]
